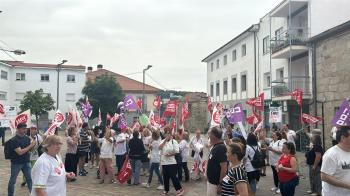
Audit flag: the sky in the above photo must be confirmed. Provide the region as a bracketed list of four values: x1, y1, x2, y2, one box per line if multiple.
[0, 0, 281, 92]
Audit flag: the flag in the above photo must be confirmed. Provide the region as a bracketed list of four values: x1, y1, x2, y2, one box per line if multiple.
[332, 99, 350, 126]
[180, 98, 189, 125]
[164, 100, 177, 117]
[0, 101, 4, 117]
[171, 118, 176, 135]
[136, 98, 142, 111]
[153, 96, 161, 110]
[302, 113, 321, 124]
[124, 95, 139, 111]
[46, 110, 65, 136]
[254, 121, 263, 133]
[149, 110, 160, 127]
[225, 103, 244, 124]
[97, 108, 102, 126]
[269, 107, 282, 123]
[118, 114, 127, 131]
[246, 92, 264, 111]
[10, 109, 31, 134]
[81, 97, 93, 119]
[290, 89, 303, 107]
[247, 111, 261, 125]
[238, 122, 247, 139]
[74, 107, 83, 128]
[207, 96, 213, 114]
[67, 105, 76, 128]
[110, 113, 120, 126]
[210, 103, 223, 128]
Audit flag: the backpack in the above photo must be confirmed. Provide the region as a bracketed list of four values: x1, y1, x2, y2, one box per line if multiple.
[4, 137, 16, 160]
[248, 145, 265, 168]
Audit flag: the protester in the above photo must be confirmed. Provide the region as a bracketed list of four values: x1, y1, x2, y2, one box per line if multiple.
[258, 131, 270, 177]
[221, 142, 249, 196]
[283, 124, 296, 147]
[0, 126, 6, 146]
[90, 126, 100, 169]
[141, 128, 152, 176]
[244, 132, 261, 193]
[98, 128, 116, 184]
[190, 129, 204, 159]
[159, 126, 184, 196]
[64, 127, 79, 180]
[321, 126, 350, 196]
[7, 123, 36, 196]
[31, 135, 75, 196]
[128, 130, 146, 186]
[206, 126, 227, 196]
[306, 134, 323, 196]
[277, 141, 299, 196]
[268, 131, 283, 194]
[142, 130, 164, 190]
[115, 130, 128, 174]
[77, 123, 91, 176]
[178, 132, 190, 182]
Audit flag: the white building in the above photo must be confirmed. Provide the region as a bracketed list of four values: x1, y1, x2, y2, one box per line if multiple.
[203, 0, 350, 131]
[0, 60, 86, 126]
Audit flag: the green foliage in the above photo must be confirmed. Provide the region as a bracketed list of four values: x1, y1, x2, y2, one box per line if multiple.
[79, 74, 124, 122]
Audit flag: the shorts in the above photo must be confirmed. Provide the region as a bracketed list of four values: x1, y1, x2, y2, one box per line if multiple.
[77, 151, 88, 157]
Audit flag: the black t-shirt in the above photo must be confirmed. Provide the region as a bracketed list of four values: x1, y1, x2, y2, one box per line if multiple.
[207, 142, 227, 185]
[10, 135, 31, 164]
[306, 144, 323, 166]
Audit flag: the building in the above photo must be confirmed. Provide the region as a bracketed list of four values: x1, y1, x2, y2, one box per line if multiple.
[0, 60, 86, 127]
[86, 64, 160, 113]
[202, 0, 350, 133]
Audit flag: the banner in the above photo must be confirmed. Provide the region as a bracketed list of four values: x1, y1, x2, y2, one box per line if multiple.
[124, 95, 139, 111]
[269, 107, 282, 123]
[10, 109, 31, 134]
[246, 93, 264, 111]
[164, 100, 177, 117]
[332, 99, 350, 126]
[180, 98, 189, 125]
[246, 111, 261, 125]
[46, 110, 65, 136]
[210, 104, 223, 128]
[153, 96, 161, 110]
[225, 103, 244, 124]
[290, 89, 303, 107]
[0, 105, 17, 127]
[302, 113, 321, 124]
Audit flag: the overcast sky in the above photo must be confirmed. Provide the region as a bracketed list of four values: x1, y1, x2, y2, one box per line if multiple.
[0, 0, 280, 92]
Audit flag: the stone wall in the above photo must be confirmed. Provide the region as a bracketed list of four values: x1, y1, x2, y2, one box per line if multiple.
[315, 29, 350, 148]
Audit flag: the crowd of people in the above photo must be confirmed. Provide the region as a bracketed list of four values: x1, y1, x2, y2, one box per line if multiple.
[4, 120, 350, 196]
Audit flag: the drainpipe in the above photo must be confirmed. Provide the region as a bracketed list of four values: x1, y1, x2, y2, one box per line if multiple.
[312, 43, 317, 121]
[254, 31, 257, 97]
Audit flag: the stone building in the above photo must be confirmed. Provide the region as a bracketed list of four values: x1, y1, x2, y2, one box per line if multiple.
[309, 21, 350, 148]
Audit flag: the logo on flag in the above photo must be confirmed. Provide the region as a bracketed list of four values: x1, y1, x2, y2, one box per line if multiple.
[246, 93, 264, 111]
[164, 101, 177, 117]
[225, 103, 244, 124]
[81, 98, 93, 119]
[124, 95, 139, 111]
[302, 113, 321, 124]
[290, 89, 303, 107]
[46, 110, 65, 136]
[10, 110, 31, 134]
[118, 114, 127, 131]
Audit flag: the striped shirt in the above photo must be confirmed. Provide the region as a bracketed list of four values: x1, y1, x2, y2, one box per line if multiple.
[221, 165, 248, 196]
[77, 130, 90, 152]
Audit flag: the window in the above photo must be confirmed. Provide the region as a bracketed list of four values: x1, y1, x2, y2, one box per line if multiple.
[216, 59, 220, 69]
[223, 80, 228, 95]
[264, 72, 271, 88]
[263, 36, 270, 54]
[232, 50, 237, 61]
[16, 73, 25, 81]
[210, 84, 214, 97]
[216, 82, 220, 96]
[40, 74, 49, 82]
[0, 91, 7, 100]
[1, 70, 8, 80]
[275, 27, 283, 39]
[210, 63, 214, 72]
[67, 75, 76, 82]
[66, 93, 75, 102]
[241, 44, 246, 57]
[231, 77, 237, 93]
[15, 92, 25, 101]
[276, 68, 284, 81]
[223, 55, 227, 65]
[241, 74, 247, 91]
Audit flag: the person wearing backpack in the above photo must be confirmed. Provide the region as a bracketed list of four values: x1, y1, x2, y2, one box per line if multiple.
[244, 132, 263, 194]
[6, 123, 36, 196]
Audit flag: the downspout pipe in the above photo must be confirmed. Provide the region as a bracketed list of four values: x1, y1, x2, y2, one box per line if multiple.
[254, 31, 257, 97]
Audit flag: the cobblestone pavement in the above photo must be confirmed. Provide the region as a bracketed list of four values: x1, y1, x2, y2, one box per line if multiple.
[0, 131, 311, 196]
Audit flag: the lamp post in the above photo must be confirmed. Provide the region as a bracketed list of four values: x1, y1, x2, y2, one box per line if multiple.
[56, 60, 67, 110]
[142, 65, 152, 112]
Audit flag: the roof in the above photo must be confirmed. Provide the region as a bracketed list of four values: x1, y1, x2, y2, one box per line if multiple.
[0, 60, 85, 70]
[86, 69, 160, 93]
[201, 24, 259, 62]
[308, 20, 350, 43]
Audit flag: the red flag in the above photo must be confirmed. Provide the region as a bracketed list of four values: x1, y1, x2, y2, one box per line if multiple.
[110, 113, 120, 126]
[180, 98, 189, 124]
[247, 112, 261, 125]
[254, 121, 263, 133]
[302, 113, 321, 124]
[164, 100, 177, 117]
[290, 89, 303, 107]
[246, 93, 264, 111]
[136, 98, 142, 110]
[171, 118, 176, 135]
[207, 96, 213, 114]
[117, 157, 132, 184]
[0, 102, 5, 116]
[153, 96, 161, 110]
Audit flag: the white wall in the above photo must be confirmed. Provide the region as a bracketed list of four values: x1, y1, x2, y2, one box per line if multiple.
[0, 63, 13, 106]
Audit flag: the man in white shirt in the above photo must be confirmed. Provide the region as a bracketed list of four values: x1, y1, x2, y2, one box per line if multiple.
[115, 131, 127, 174]
[283, 124, 296, 146]
[321, 126, 350, 196]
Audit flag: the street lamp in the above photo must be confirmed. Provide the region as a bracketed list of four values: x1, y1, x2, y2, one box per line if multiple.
[142, 65, 152, 112]
[56, 60, 67, 110]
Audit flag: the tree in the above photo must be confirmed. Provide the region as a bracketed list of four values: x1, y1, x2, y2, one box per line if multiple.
[20, 89, 55, 127]
[79, 74, 124, 124]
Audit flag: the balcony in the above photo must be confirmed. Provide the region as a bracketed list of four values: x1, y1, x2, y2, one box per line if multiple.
[271, 28, 309, 59]
[271, 76, 311, 100]
[270, 0, 308, 18]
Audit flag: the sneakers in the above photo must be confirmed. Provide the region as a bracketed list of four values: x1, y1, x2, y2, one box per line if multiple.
[276, 189, 280, 194]
[270, 187, 278, 192]
[78, 171, 86, 176]
[161, 191, 168, 196]
[157, 185, 164, 190]
[176, 188, 185, 196]
[142, 183, 150, 188]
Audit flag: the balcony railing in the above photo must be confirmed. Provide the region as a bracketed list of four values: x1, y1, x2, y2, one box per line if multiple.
[272, 76, 311, 97]
[271, 28, 309, 54]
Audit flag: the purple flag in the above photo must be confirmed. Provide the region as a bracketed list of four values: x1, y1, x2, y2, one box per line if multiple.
[225, 103, 244, 124]
[81, 101, 93, 119]
[332, 99, 350, 126]
[118, 114, 127, 130]
[124, 95, 139, 111]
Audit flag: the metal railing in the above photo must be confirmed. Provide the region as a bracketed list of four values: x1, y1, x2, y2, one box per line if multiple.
[270, 28, 309, 54]
[272, 76, 311, 97]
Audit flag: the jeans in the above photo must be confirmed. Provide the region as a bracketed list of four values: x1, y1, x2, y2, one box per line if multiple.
[308, 165, 321, 195]
[178, 162, 189, 181]
[116, 154, 126, 174]
[271, 165, 279, 188]
[247, 170, 259, 193]
[279, 176, 299, 196]
[162, 164, 182, 192]
[8, 162, 32, 196]
[130, 159, 142, 185]
[148, 162, 163, 185]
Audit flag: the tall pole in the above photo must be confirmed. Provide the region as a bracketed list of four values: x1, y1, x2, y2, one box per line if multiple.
[142, 69, 145, 113]
[56, 60, 67, 110]
[321, 101, 325, 149]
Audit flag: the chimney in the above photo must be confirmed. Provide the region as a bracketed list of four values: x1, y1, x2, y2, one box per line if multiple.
[97, 64, 103, 70]
[87, 66, 93, 72]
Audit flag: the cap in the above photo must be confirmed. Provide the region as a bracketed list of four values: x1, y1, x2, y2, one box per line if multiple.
[17, 123, 27, 129]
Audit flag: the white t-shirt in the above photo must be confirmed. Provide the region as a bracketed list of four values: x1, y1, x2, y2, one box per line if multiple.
[115, 133, 127, 155]
[31, 153, 66, 196]
[286, 130, 296, 145]
[143, 136, 152, 151]
[160, 139, 179, 166]
[244, 145, 259, 172]
[150, 139, 161, 163]
[179, 140, 189, 163]
[269, 140, 283, 166]
[321, 145, 350, 196]
[30, 134, 43, 161]
[190, 136, 204, 150]
[99, 137, 115, 159]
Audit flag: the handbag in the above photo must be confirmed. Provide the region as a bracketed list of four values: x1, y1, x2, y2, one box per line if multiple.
[117, 156, 133, 184]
